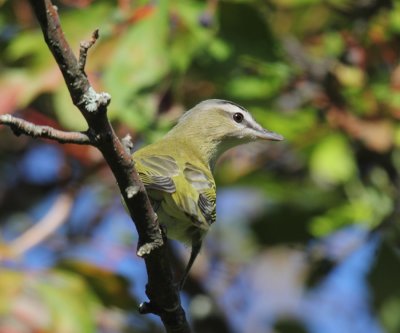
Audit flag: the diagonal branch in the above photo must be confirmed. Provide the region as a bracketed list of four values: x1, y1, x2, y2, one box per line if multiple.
[28, 0, 92, 109]
[24, 1, 190, 332]
[0, 114, 92, 144]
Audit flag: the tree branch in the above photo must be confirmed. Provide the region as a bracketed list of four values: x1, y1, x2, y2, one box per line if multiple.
[17, 1, 191, 332]
[0, 114, 92, 144]
[8, 192, 73, 257]
[79, 28, 99, 72]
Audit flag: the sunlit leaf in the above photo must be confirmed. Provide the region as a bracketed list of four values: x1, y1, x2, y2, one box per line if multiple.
[334, 63, 365, 88]
[227, 76, 279, 99]
[322, 32, 345, 57]
[380, 297, 400, 333]
[310, 134, 356, 185]
[168, 1, 215, 72]
[5, 30, 51, 68]
[104, 3, 170, 128]
[270, 0, 321, 8]
[0, 269, 101, 333]
[389, 3, 400, 33]
[252, 107, 317, 142]
[36, 271, 99, 332]
[54, 85, 87, 130]
[208, 38, 231, 61]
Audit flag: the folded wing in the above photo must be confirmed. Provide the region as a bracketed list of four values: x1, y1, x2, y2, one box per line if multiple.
[134, 155, 216, 229]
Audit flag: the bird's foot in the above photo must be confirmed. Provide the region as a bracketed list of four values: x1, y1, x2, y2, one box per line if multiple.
[121, 134, 134, 154]
[138, 300, 181, 316]
[159, 223, 168, 241]
[138, 301, 161, 315]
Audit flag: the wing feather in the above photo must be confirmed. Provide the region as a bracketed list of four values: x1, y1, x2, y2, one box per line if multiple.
[135, 155, 179, 194]
[183, 162, 213, 191]
[135, 154, 216, 234]
[183, 162, 216, 225]
[198, 191, 216, 225]
[139, 155, 179, 176]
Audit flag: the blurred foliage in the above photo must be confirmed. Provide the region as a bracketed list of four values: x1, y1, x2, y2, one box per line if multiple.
[1, 0, 400, 332]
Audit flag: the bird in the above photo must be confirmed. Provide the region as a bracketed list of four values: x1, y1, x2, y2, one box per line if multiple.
[133, 99, 283, 289]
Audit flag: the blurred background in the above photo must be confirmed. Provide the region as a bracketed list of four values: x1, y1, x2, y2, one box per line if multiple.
[1, 0, 400, 332]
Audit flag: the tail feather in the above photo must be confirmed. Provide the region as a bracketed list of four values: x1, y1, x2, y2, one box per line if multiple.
[179, 241, 202, 290]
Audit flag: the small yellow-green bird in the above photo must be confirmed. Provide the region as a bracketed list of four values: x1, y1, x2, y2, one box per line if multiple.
[133, 99, 283, 288]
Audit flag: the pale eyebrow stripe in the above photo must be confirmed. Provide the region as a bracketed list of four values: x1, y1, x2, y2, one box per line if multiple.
[215, 100, 246, 112]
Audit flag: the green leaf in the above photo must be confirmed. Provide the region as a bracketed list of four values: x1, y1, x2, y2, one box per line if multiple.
[54, 86, 87, 130]
[5, 30, 51, 68]
[208, 39, 231, 61]
[117, 94, 158, 131]
[35, 271, 99, 333]
[310, 201, 370, 236]
[309, 183, 392, 236]
[227, 76, 277, 99]
[310, 134, 356, 185]
[168, 1, 216, 72]
[252, 107, 317, 142]
[389, 3, 400, 33]
[334, 64, 365, 88]
[270, 0, 321, 7]
[0, 269, 100, 333]
[322, 32, 345, 57]
[104, 4, 170, 126]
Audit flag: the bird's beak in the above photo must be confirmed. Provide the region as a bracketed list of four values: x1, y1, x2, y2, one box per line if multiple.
[256, 128, 284, 141]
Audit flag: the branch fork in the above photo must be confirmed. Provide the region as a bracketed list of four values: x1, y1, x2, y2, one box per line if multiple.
[81, 87, 111, 113]
[0, 1, 191, 331]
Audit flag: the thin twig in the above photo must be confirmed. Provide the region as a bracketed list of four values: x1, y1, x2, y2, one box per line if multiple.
[79, 28, 99, 72]
[0, 114, 92, 144]
[8, 192, 73, 257]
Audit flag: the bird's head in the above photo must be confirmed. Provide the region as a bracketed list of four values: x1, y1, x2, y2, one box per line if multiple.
[176, 99, 283, 143]
[167, 99, 283, 167]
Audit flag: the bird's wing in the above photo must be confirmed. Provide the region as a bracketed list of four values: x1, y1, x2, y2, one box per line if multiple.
[183, 162, 216, 225]
[135, 155, 179, 193]
[134, 155, 216, 228]
[198, 191, 216, 225]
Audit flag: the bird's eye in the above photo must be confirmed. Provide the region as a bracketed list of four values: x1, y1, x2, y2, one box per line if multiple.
[233, 112, 244, 123]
